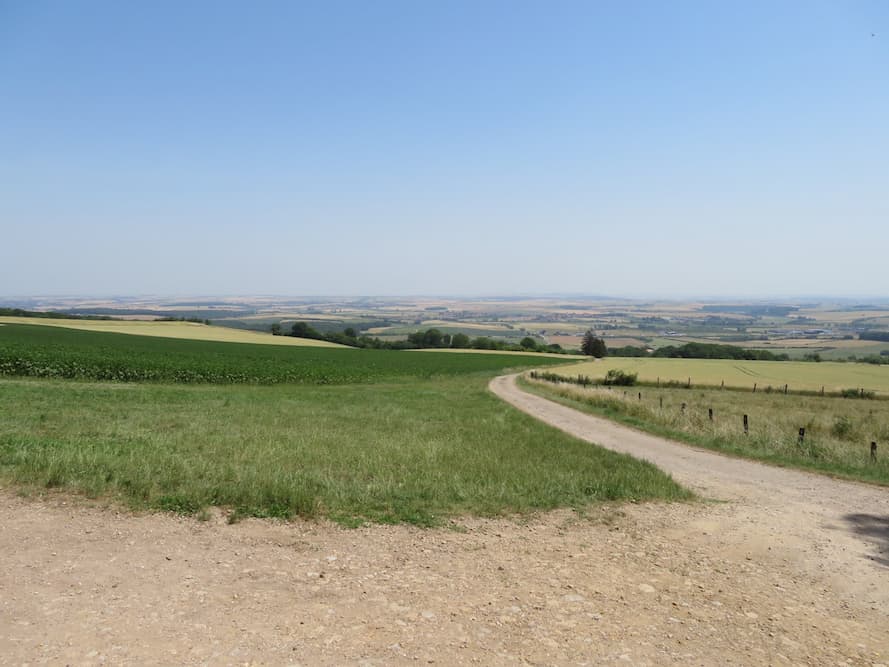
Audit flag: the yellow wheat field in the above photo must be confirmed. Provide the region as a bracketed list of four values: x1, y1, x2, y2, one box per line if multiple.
[0, 317, 345, 348]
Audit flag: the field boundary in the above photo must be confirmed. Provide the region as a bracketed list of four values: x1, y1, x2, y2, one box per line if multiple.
[530, 369, 887, 401]
[543, 357, 889, 398]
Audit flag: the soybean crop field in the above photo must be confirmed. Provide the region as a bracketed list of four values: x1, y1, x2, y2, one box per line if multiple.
[0, 324, 565, 384]
[555, 357, 889, 396]
[0, 325, 689, 524]
[524, 377, 889, 486]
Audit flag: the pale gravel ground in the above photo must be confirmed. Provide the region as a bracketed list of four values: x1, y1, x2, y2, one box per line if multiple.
[1, 374, 887, 666]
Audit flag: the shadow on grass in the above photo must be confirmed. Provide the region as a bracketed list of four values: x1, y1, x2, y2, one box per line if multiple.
[843, 513, 889, 567]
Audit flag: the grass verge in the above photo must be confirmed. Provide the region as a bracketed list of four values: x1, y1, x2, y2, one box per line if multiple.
[0, 375, 690, 525]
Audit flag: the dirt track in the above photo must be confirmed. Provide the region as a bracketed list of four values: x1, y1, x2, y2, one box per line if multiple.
[1, 375, 888, 665]
[490, 374, 889, 612]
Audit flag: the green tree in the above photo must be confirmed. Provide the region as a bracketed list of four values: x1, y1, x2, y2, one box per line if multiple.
[270, 323, 282, 336]
[423, 328, 444, 347]
[450, 333, 470, 348]
[520, 336, 538, 350]
[291, 322, 322, 339]
[581, 330, 607, 358]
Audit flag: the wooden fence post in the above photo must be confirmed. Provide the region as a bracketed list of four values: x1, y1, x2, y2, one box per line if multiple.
[872, 442, 878, 462]
[753, 383, 757, 393]
[743, 414, 749, 434]
[708, 408, 713, 421]
[798, 427, 805, 445]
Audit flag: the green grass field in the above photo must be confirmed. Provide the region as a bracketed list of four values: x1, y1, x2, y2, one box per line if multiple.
[524, 377, 889, 485]
[553, 357, 889, 396]
[0, 315, 344, 347]
[0, 326, 690, 524]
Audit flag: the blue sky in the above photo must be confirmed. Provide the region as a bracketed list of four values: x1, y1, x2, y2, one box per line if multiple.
[1, 1, 887, 297]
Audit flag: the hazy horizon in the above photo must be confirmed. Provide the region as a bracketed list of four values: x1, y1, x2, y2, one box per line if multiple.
[4, 292, 889, 305]
[3, 1, 887, 297]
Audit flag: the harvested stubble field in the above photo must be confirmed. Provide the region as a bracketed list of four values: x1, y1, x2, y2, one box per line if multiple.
[0, 315, 343, 347]
[555, 356, 889, 396]
[0, 325, 689, 524]
[524, 376, 889, 485]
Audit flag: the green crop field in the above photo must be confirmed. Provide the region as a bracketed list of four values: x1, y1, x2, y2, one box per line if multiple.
[0, 315, 343, 347]
[0, 325, 689, 524]
[524, 378, 889, 486]
[0, 324, 571, 384]
[553, 357, 889, 396]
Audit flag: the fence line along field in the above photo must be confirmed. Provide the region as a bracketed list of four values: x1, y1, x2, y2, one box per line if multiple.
[553, 357, 889, 396]
[524, 376, 889, 486]
[0, 324, 690, 525]
[0, 315, 344, 347]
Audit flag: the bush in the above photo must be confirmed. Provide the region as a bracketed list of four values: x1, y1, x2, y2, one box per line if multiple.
[840, 388, 876, 399]
[603, 369, 637, 386]
[831, 416, 853, 439]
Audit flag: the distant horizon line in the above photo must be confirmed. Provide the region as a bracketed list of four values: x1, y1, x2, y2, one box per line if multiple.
[3, 293, 889, 304]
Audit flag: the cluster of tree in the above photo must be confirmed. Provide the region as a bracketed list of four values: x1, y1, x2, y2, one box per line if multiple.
[156, 316, 211, 325]
[859, 331, 889, 342]
[846, 354, 889, 365]
[273, 321, 352, 344]
[273, 323, 569, 353]
[0, 307, 113, 321]
[652, 342, 789, 361]
[607, 345, 649, 357]
[580, 330, 607, 357]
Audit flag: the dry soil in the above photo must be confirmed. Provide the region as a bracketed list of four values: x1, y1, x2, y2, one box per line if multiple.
[1, 374, 888, 666]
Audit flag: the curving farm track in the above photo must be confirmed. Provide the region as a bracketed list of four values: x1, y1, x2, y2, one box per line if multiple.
[490, 373, 889, 614]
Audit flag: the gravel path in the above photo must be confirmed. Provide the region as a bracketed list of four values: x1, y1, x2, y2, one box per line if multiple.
[1, 376, 888, 665]
[491, 374, 889, 613]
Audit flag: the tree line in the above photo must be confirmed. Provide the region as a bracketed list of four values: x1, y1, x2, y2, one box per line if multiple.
[860, 331, 889, 342]
[275, 322, 876, 363]
[273, 322, 569, 353]
[0, 307, 113, 321]
[580, 330, 790, 361]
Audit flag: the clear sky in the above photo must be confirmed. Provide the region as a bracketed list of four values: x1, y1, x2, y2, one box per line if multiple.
[1, 1, 887, 298]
